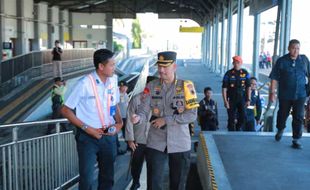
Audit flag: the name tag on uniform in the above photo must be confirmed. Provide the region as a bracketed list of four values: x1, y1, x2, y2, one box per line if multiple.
[110, 105, 116, 116]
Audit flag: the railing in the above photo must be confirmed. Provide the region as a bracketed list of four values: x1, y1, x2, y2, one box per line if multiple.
[0, 49, 95, 99]
[0, 119, 78, 190]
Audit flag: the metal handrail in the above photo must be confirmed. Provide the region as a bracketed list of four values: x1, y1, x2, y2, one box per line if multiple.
[0, 118, 68, 129]
[0, 119, 77, 190]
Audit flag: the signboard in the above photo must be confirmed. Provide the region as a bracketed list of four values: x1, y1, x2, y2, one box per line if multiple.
[250, 0, 278, 15]
[179, 26, 204, 33]
[3, 42, 12, 49]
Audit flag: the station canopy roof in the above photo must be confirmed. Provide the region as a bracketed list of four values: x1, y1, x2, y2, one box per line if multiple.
[35, 0, 251, 25]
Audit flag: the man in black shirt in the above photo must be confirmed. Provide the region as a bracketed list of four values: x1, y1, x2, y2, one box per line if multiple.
[198, 87, 218, 131]
[52, 40, 63, 78]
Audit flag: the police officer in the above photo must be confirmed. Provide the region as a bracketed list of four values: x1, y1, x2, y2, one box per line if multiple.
[269, 39, 310, 149]
[131, 51, 198, 190]
[61, 49, 123, 190]
[222, 56, 251, 131]
[125, 76, 157, 190]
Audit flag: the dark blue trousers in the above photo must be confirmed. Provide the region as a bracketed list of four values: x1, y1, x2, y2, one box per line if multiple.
[146, 147, 190, 190]
[277, 98, 306, 139]
[75, 129, 117, 190]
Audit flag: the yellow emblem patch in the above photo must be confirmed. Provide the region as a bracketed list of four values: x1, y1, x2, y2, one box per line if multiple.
[159, 55, 165, 61]
[183, 80, 199, 109]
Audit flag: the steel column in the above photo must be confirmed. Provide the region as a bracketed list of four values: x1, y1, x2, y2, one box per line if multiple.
[252, 13, 260, 79]
[236, 0, 244, 56]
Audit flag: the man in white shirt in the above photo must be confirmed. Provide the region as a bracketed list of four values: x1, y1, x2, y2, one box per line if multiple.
[61, 49, 123, 190]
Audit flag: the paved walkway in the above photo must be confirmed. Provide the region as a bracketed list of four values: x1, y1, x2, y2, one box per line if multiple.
[176, 63, 228, 130]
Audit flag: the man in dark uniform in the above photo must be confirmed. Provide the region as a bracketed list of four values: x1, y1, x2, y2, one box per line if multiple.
[222, 56, 251, 131]
[269, 39, 310, 149]
[131, 51, 198, 190]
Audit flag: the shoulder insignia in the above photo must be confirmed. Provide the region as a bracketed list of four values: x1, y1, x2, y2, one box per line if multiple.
[183, 80, 199, 109]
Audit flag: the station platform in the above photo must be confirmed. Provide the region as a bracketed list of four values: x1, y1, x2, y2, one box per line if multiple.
[197, 132, 310, 190]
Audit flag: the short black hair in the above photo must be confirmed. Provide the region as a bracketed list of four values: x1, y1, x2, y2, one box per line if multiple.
[54, 77, 63, 82]
[93, 49, 114, 69]
[250, 77, 257, 81]
[204, 87, 212, 94]
[55, 40, 60, 44]
[289, 39, 300, 47]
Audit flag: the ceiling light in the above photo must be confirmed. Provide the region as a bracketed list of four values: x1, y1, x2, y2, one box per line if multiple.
[93, 0, 107, 5]
[77, 5, 90, 9]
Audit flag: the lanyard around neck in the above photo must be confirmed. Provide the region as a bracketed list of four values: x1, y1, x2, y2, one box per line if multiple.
[88, 75, 112, 128]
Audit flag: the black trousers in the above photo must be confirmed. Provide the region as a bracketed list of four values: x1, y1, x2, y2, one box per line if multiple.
[277, 98, 306, 139]
[121, 118, 127, 138]
[146, 147, 190, 190]
[227, 99, 246, 131]
[131, 144, 147, 185]
[47, 111, 67, 134]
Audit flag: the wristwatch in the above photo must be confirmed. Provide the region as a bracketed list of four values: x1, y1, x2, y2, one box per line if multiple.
[81, 124, 88, 131]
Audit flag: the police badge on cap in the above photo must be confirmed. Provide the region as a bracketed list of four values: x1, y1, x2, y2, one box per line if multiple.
[156, 51, 177, 67]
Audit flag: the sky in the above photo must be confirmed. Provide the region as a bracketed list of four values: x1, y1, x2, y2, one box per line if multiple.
[113, 13, 202, 58]
[113, 0, 310, 61]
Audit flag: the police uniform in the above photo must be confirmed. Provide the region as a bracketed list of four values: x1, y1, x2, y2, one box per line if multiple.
[198, 98, 218, 131]
[245, 89, 262, 131]
[137, 51, 198, 190]
[125, 93, 151, 189]
[222, 64, 250, 131]
[119, 81, 129, 137]
[65, 71, 120, 189]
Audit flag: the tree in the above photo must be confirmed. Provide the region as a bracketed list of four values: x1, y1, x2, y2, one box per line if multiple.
[131, 19, 142, 49]
[113, 41, 124, 52]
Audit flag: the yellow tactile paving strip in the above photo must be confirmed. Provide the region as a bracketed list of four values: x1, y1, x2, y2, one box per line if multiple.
[199, 133, 218, 190]
[0, 79, 51, 123]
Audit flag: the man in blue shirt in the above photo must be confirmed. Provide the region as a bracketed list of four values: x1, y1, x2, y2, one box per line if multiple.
[269, 39, 310, 149]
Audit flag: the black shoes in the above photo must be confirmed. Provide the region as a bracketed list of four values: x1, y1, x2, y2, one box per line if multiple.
[130, 183, 140, 190]
[275, 129, 284, 141]
[275, 130, 302, 149]
[292, 140, 302, 149]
